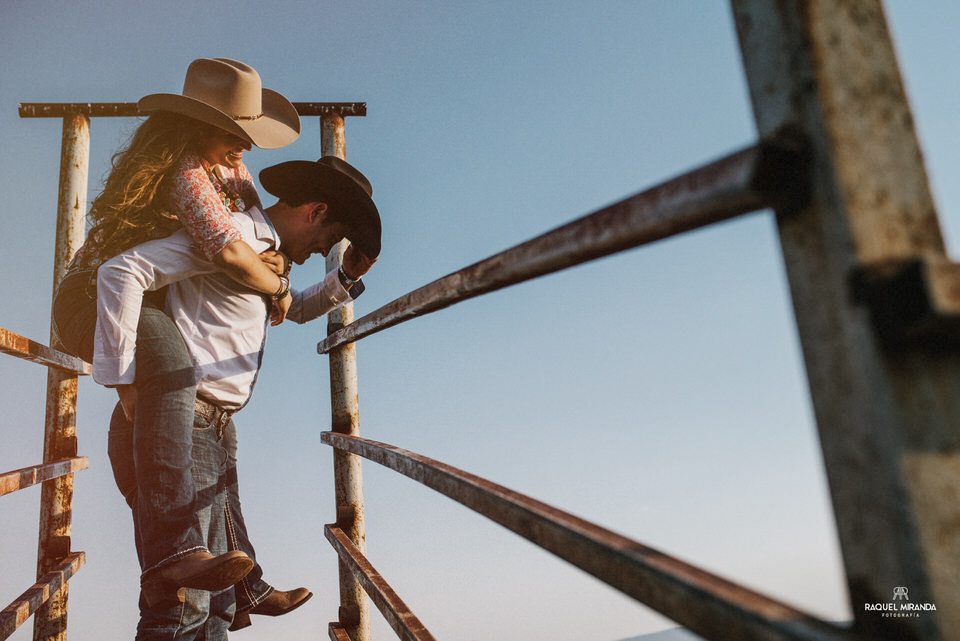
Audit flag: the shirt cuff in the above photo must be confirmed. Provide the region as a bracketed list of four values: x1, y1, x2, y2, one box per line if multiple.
[92, 355, 136, 387]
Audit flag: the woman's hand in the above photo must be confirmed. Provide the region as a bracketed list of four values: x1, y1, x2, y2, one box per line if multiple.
[270, 292, 292, 326]
[116, 384, 137, 421]
[259, 250, 289, 276]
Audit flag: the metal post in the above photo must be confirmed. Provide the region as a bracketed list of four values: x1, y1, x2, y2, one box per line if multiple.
[322, 112, 371, 641]
[34, 113, 88, 641]
[732, 1, 959, 638]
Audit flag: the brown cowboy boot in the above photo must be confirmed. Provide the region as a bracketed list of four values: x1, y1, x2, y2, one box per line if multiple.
[229, 587, 313, 631]
[142, 550, 254, 610]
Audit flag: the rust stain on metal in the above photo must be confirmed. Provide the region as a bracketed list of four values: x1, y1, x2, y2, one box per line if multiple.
[0, 458, 88, 497]
[0, 328, 89, 374]
[0, 552, 84, 639]
[18, 102, 366, 119]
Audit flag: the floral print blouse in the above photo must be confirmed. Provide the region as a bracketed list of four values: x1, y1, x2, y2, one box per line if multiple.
[165, 153, 261, 261]
[69, 152, 260, 271]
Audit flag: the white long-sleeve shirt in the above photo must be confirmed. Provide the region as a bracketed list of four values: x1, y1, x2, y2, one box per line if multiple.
[94, 205, 352, 410]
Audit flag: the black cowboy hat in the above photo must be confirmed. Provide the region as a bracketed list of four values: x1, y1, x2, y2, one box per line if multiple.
[260, 156, 381, 258]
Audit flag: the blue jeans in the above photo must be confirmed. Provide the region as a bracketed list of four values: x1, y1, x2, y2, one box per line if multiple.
[115, 409, 235, 640]
[222, 422, 274, 612]
[106, 306, 271, 627]
[122, 304, 206, 574]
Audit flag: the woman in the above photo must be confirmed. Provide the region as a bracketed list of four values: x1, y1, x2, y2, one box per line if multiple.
[53, 58, 310, 622]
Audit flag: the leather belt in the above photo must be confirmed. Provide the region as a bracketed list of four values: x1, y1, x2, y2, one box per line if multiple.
[195, 396, 233, 436]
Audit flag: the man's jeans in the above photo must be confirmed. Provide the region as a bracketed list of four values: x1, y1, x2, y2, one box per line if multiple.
[107, 305, 272, 637]
[223, 421, 274, 612]
[111, 409, 234, 640]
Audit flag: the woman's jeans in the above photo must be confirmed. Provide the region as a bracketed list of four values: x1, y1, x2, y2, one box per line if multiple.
[51, 269, 98, 362]
[107, 303, 206, 575]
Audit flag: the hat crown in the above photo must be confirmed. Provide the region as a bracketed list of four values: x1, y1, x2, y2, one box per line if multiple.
[181, 58, 263, 120]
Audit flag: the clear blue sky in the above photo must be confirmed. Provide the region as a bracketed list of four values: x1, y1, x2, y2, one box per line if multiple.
[1, 2, 958, 640]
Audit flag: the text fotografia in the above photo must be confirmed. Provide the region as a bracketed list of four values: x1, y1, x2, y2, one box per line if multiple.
[865, 587, 937, 618]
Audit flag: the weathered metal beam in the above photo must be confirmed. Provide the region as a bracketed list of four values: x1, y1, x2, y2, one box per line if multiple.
[318, 133, 808, 354]
[293, 102, 366, 117]
[0, 458, 88, 498]
[325, 525, 438, 641]
[18, 102, 366, 118]
[0, 552, 84, 641]
[322, 113, 371, 641]
[33, 112, 88, 641]
[732, 2, 960, 638]
[0, 329, 89, 375]
[322, 432, 861, 641]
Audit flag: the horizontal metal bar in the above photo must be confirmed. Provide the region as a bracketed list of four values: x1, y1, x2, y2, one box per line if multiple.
[18, 102, 366, 118]
[328, 622, 353, 641]
[0, 458, 88, 497]
[17, 103, 140, 118]
[319, 131, 808, 354]
[293, 102, 366, 117]
[322, 432, 862, 641]
[325, 525, 438, 641]
[0, 551, 84, 640]
[0, 328, 89, 374]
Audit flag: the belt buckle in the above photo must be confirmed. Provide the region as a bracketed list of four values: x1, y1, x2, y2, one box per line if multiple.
[215, 409, 231, 439]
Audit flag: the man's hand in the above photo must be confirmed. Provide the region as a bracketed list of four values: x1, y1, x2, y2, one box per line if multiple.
[342, 244, 377, 281]
[117, 384, 137, 421]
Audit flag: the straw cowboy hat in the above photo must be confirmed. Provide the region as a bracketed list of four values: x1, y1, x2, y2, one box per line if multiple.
[260, 156, 382, 258]
[138, 58, 301, 149]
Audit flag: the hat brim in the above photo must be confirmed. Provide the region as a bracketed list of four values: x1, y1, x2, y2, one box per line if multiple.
[260, 160, 381, 258]
[138, 88, 300, 149]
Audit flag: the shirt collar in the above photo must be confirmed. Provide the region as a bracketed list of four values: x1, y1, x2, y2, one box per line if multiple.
[247, 205, 281, 250]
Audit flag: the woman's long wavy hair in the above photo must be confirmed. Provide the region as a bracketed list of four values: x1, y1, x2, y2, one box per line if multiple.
[85, 111, 216, 260]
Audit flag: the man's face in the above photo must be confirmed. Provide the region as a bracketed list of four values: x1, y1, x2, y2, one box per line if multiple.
[285, 209, 348, 265]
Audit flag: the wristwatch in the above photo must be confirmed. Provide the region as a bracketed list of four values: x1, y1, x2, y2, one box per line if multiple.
[338, 266, 360, 290]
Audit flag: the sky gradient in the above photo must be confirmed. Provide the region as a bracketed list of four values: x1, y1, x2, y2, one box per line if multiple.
[2, 2, 958, 640]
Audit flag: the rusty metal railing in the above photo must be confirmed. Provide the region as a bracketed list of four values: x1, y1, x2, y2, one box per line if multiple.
[317, 2, 959, 640]
[1, 106, 90, 641]
[0, 329, 89, 641]
[4, 102, 366, 641]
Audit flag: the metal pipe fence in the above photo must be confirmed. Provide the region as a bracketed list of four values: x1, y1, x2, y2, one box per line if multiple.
[0, 103, 365, 641]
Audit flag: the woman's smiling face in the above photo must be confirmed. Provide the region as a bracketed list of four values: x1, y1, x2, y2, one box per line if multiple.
[200, 129, 252, 169]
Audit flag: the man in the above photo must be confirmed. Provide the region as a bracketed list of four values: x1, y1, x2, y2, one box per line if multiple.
[93, 156, 380, 639]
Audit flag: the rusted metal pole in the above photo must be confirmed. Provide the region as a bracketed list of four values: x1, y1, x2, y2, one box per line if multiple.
[732, 2, 959, 639]
[322, 111, 371, 641]
[33, 113, 88, 641]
